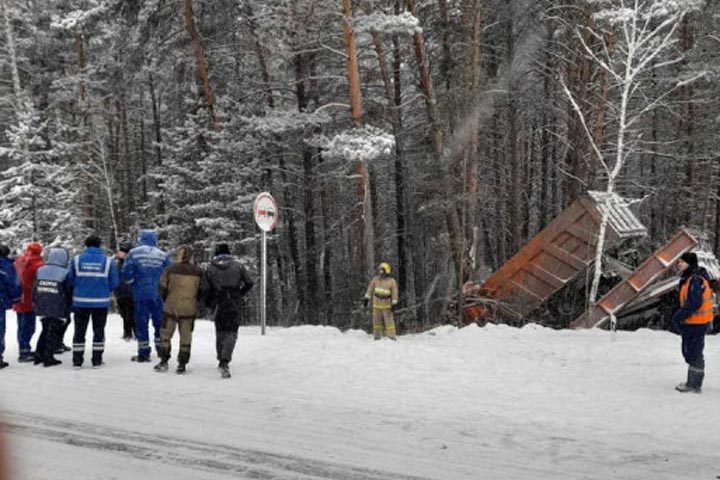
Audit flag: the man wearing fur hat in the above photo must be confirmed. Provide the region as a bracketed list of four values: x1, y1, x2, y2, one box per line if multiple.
[155, 245, 204, 374]
[672, 252, 714, 393]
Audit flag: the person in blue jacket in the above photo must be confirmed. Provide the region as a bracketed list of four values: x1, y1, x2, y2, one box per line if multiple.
[68, 235, 119, 368]
[122, 229, 171, 362]
[32, 247, 72, 367]
[0, 244, 22, 369]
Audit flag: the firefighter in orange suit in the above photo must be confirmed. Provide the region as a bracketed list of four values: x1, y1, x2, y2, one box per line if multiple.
[364, 263, 399, 340]
[672, 252, 714, 393]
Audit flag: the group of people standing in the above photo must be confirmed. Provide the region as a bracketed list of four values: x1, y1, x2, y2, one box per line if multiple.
[0, 229, 253, 379]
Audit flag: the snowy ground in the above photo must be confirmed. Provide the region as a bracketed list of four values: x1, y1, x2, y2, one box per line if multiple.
[0, 315, 718, 480]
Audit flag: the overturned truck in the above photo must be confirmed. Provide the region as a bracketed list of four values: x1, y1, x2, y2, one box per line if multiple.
[463, 192, 719, 330]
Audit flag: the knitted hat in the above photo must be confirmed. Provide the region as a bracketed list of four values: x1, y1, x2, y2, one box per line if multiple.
[679, 252, 698, 266]
[0, 244, 9, 257]
[119, 242, 132, 253]
[26, 242, 42, 255]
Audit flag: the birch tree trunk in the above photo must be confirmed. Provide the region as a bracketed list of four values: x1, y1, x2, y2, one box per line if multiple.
[99, 142, 120, 247]
[588, 71, 631, 306]
[74, 31, 97, 230]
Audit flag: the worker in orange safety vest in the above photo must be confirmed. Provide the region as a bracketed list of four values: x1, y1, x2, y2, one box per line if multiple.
[672, 252, 714, 393]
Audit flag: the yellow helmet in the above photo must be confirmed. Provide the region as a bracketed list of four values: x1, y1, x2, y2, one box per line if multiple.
[378, 262, 391, 274]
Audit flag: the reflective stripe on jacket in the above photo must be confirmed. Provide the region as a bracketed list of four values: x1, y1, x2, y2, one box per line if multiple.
[33, 248, 72, 318]
[365, 275, 398, 310]
[680, 276, 714, 325]
[68, 247, 119, 308]
[122, 232, 171, 301]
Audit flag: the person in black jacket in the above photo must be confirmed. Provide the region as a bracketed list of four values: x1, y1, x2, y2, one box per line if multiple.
[202, 244, 253, 379]
[115, 242, 135, 340]
[32, 247, 72, 367]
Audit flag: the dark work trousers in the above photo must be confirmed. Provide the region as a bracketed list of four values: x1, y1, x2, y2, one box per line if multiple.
[73, 308, 108, 367]
[56, 317, 71, 352]
[0, 309, 6, 361]
[681, 324, 706, 369]
[35, 317, 64, 364]
[215, 328, 238, 366]
[117, 297, 135, 339]
[159, 314, 195, 365]
[681, 324, 707, 388]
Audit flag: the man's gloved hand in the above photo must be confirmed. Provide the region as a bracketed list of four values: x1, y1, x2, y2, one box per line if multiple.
[363, 298, 369, 308]
[391, 303, 398, 312]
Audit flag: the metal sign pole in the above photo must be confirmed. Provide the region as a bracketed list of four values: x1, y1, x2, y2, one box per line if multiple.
[261, 229, 267, 336]
[254, 192, 277, 337]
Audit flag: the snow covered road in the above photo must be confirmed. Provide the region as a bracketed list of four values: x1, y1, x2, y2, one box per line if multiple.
[6, 411, 432, 480]
[1, 317, 719, 479]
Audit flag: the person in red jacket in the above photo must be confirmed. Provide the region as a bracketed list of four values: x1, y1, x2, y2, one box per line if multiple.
[13, 243, 44, 362]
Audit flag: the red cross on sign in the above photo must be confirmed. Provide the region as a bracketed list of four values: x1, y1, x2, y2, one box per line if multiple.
[254, 192, 278, 232]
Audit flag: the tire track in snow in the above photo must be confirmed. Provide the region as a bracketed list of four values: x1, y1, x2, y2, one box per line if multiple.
[5, 411, 435, 480]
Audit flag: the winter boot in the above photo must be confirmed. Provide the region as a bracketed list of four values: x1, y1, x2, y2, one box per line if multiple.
[18, 352, 35, 363]
[675, 383, 700, 393]
[154, 361, 169, 372]
[219, 362, 231, 379]
[44, 359, 62, 367]
[687, 366, 704, 392]
[132, 355, 151, 363]
[176, 364, 186, 375]
[676, 366, 704, 393]
[0, 359, 8, 369]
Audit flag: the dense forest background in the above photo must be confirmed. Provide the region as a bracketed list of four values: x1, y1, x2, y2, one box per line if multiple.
[0, 0, 717, 330]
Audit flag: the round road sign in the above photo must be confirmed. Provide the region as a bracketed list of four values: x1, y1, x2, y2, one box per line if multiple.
[254, 192, 278, 232]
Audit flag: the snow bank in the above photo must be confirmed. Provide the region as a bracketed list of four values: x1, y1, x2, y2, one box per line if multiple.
[1, 317, 718, 479]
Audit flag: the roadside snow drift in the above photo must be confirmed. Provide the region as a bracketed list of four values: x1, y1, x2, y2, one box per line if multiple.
[1, 316, 718, 479]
